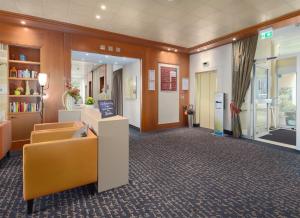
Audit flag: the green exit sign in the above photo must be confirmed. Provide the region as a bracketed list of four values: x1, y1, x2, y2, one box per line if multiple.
[260, 29, 273, 39]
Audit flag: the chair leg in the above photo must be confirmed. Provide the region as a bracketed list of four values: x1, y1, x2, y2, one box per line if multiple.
[88, 183, 97, 195]
[27, 199, 34, 214]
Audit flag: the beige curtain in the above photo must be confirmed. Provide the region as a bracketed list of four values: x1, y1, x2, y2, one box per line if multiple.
[195, 73, 201, 124]
[232, 34, 258, 138]
[111, 69, 123, 115]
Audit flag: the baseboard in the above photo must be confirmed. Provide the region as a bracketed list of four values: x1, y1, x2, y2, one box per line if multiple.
[129, 124, 140, 131]
[224, 129, 233, 135]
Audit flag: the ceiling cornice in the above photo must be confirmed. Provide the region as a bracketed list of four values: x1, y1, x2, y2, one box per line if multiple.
[0, 9, 300, 55]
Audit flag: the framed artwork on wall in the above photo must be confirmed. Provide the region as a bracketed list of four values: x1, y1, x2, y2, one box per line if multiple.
[159, 64, 178, 91]
[124, 75, 137, 99]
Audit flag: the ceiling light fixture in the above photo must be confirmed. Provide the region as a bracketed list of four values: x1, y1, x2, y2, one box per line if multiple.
[174, 49, 178, 52]
[100, 4, 107, 10]
[85, 53, 89, 56]
[197, 48, 200, 52]
[232, 37, 237, 41]
[20, 20, 26, 25]
[167, 48, 171, 51]
[96, 15, 101, 20]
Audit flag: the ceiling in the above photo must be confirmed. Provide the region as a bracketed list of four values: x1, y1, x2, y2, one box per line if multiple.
[0, 0, 300, 47]
[272, 24, 300, 55]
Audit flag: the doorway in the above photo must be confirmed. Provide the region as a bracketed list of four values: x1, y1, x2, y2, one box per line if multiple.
[252, 56, 297, 147]
[195, 71, 217, 129]
[71, 51, 142, 129]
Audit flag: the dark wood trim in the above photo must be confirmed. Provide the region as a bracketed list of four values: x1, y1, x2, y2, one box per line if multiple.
[0, 10, 188, 53]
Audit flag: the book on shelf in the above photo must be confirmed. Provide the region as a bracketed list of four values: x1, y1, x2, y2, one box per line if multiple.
[9, 102, 40, 113]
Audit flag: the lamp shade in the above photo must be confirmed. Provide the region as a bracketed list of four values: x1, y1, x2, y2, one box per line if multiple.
[38, 73, 47, 86]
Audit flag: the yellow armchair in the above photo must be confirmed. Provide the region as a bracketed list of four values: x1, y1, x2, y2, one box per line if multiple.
[23, 128, 97, 214]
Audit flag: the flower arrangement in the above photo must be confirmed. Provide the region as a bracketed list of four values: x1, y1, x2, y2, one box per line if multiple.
[86, 97, 95, 105]
[15, 86, 24, 95]
[184, 104, 194, 115]
[66, 82, 81, 104]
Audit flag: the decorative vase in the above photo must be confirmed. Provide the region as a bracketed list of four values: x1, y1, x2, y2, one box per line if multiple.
[85, 104, 94, 109]
[62, 91, 74, 111]
[14, 90, 21, 96]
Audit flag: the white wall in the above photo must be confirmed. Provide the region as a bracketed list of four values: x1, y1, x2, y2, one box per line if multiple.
[71, 61, 94, 103]
[190, 44, 233, 131]
[122, 61, 141, 128]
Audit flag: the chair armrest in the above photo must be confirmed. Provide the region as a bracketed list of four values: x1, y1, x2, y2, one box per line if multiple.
[23, 134, 97, 200]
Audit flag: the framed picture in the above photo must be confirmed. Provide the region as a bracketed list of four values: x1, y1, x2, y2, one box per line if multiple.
[159, 64, 178, 91]
[124, 75, 137, 99]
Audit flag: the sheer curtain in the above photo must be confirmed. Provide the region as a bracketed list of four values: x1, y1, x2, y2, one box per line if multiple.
[231, 34, 258, 138]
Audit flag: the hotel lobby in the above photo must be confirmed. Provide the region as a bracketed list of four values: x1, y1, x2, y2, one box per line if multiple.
[0, 0, 300, 217]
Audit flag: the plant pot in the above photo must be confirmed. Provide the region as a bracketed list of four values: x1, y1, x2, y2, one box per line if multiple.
[14, 90, 21, 96]
[85, 104, 94, 109]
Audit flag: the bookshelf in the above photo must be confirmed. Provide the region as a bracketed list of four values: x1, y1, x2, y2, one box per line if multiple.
[7, 45, 42, 147]
[0, 43, 8, 122]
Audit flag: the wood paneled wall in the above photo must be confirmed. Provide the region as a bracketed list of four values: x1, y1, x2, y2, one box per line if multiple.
[0, 22, 189, 131]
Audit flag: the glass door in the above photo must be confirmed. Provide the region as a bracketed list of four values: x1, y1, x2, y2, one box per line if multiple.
[253, 63, 270, 138]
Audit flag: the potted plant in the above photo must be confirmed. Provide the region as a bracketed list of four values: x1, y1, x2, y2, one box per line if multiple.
[14, 86, 24, 95]
[85, 97, 95, 108]
[184, 104, 194, 128]
[62, 82, 81, 111]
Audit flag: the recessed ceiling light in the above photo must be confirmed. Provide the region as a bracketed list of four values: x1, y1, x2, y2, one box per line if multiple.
[174, 49, 178, 52]
[167, 48, 171, 51]
[197, 48, 200, 52]
[20, 20, 26, 25]
[105, 55, 108, 58]
[100, 4, 107, 10]
[233, 37, 237, 41]
[96, 15, 101, 20]
[85, 53, 89, 56]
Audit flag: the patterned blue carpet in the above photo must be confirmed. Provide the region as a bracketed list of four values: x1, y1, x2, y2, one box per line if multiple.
[0, 128, 300, 217]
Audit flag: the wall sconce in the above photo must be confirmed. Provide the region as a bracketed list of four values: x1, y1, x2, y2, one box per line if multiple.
[38, 73, 48, 123]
